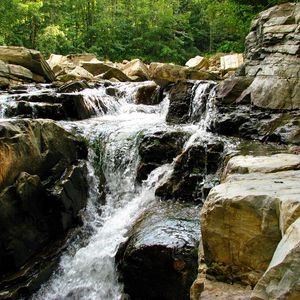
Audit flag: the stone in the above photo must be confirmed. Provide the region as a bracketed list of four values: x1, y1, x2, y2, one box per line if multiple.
[220, 54, 244, 71]
[134, 82, 162, 105]
[185, 56, 209, 70]
[101, 67, 131, 82]
[216, 77, 254, 105]
[57, 80, 90, 93]
[149, 62, 218, 86]
[0, 119, 88, 277]
[7, 64, 33, 81]
[80, 61, 112, 76]
[224, 154, 300, 177]
[117, 201, 200, 300]
[201, 153, 300, 286]
[155, 141, 224, 202]
[239, 76, 300, 110]
[137, 130, 189, 182]
[58, 66, 94, 82]
[122, 59, 150, 80]
[0, 46, 55, 82]
[66, 53, 97, 65]
[251, 217, 300, 300]
[241, 2, 300, 110]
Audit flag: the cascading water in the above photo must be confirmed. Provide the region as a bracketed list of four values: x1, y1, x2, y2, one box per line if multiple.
[17, 79, 218, 300]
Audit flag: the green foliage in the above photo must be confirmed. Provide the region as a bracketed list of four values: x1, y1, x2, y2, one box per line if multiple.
[0, 0, 292, 63]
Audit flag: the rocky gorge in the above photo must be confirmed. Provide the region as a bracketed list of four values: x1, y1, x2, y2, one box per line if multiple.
[0, 2, 299, 300]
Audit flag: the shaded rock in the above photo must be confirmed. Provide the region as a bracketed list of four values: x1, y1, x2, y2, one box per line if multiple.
[0, 119, 88, 278]
[185, 56, 209, 70]
[117, 201, 200, 300]
[149, 62, 219, 86]
[134, 82, 162, 105]
[166, 80, 216, 125]
[122, 59, 150, 81]
[137, 130, 190, 182]
[216, 77, 253, 105]
[166, 81, 195, 124]
[201, 154, 300, 286]
[57, 80, 90, 93]
[0, 46, 55, 82]
[155, 141, 224, 202]
[251, 217, 300, 300]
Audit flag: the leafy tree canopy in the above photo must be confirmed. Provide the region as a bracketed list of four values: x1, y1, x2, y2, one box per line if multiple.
[0, 0, 295, 63]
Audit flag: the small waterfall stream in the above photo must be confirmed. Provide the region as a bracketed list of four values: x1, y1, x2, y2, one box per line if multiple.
[1, 80, 222, 299]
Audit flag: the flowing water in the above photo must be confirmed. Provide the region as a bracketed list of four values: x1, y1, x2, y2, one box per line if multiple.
[1, 80, 223, 299]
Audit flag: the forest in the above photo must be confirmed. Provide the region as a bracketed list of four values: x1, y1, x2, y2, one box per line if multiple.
[0, 0, 296, 64]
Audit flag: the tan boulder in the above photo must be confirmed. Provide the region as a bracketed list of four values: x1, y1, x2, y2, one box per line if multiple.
[251, 217, 300, 300]
[220, 54, 244, 71]
[66, 53, 97, 65]
[80, 61, 112, 76]
[0, 46, 55, 82]
[201, 154, 300, 286]
[149, 62, 218, 86]
[7, 64, 33, 81]
[101, 67, 131, 82]
[185, 56, 209, 70]
[57, 66, 94, 82]
[122, 59, 150, 80]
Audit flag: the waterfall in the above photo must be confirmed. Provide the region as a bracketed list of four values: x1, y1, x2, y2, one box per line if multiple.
[18, 80, 217, 299]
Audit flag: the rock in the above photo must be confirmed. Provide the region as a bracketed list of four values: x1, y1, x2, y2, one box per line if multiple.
[216, 77, 254, 105]
[251, 217, 300, 300]
[122, 59, 150, 80]
[57, 80, 90, 93]
[117, 201, 200, 300]
[155, 141, 224, 202]
[0, 119, 88, 278]
[66, 53, 97, 65]
[80, 61, 112, 76]
[0, 46, 55, 82]
[166, 81, 216, 125]
[101, 67, 131, 82]
[149, 62, 219, 86]
[58, 66, 94, 82]
[242, 2, 300, 110]
[201, 154, 300, 286]
[185, 56, 209, 70]
[224, 154, 300, 178]
[220, 54, 244, 72]
[137, 130, 190, 182]
[134, 82, 162, 105]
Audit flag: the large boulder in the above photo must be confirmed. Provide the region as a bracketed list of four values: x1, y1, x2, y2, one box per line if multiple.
[137, 130, 190, 182]
[185, 56, 209, 70]
[200, 154, 300, 287]
[0, 46, 55, 82]
[0, 119, 88, 281]
[166, 81, 216, 124]
[240, 3, 300, 110]
[149, 62, 218, 86]
[155, 140, 224, 202]
[122, 59, 151, 81]
[117, 202, 200, 300]
[251, 217, 300, 300]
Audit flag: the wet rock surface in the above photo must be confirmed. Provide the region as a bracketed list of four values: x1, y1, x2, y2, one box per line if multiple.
[155, 140, 224, 202]
[0, 119, 88, 297]
[117, 201, 200, 300]
[137, 130, 190, 182]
